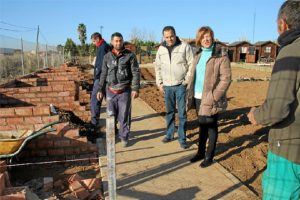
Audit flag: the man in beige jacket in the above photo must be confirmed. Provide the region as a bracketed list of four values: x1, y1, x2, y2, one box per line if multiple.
[155, 26, 193, 149]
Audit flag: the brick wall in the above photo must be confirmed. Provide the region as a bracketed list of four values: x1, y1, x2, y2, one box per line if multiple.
[0, 64, 96, 161]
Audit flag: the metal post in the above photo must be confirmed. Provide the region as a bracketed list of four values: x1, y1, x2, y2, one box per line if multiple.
[43, 56, 46, 68]
[51, 48, 54, 67]
[36, 25, 40, 69]
[45, 44, 48, 68]
[100, 26, 104, 35]
[20, 38, 25, 75]
[106, 115, 116, 200]
[62, 46, 65, 64]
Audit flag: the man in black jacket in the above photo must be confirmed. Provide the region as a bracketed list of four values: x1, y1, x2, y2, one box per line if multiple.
[97, 32, 140, 147]
[90, 32, 110, 129]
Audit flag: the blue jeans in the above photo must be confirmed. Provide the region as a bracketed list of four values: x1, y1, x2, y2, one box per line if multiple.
[164, 84, 187, 144]
[90, 79, 103, 126]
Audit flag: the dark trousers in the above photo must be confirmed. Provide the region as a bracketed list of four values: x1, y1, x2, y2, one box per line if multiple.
[106, 88, 131, 140]
[91, 79, 103, 126]
[195, 99, 218, 159]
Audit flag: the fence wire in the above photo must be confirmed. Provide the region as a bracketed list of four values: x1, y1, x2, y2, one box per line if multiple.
[0, 34, 64, 83]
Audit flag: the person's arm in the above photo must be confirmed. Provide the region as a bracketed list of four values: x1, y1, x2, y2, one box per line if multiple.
[212, 56, 231, 101]
[183, 44, 194, 85]
[252, 57, 298, 126]
[155, 47, 164, 93]
[97, 55, 108, 100]
[130, 53, 140, 98]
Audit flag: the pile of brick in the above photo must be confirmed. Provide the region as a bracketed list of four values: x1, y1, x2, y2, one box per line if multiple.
[68, 174, 103, 200]
[0, 64, 98, 161]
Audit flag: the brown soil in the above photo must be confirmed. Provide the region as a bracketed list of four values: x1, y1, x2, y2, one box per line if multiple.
[139, 66, 271, 197]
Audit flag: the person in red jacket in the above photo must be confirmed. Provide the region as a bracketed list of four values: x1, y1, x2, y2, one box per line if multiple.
[90, 32, 110, 131]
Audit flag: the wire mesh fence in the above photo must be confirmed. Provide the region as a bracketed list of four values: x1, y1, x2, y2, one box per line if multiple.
[0, 34, 64, 83]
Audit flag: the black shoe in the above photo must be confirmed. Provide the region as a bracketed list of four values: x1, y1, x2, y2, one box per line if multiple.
[190, 153, 205, 163]
[200, 158, 213, 168]
[180, 142, 188, 149]
[162, 137, 173, 143]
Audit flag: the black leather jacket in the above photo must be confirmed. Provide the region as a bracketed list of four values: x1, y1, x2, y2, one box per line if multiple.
[98, 48, 140, 92]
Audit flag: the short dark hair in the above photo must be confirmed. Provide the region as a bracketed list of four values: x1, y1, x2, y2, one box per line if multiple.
[162, 26, 176, 35]
[111, 32, 123, 40]
[278, 0, 300, 30]
[91, 32, 102, 40]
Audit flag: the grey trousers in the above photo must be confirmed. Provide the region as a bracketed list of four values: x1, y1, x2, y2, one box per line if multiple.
[106, 88, 131, 140]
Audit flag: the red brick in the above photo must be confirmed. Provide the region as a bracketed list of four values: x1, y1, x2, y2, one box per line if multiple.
[6, 117, 24, 124]
[41, 86, 52, 92]
[0, 161, 7, 173]
[63, 97, 75, 101]
[23, 93, 35, 98]
[16, 124, 34, 131]
[68, 174, 83, 182]
[69, 181, 90, 200]
[78, 106, 87, 111]
[29, 87, 41, 92]
[54, 76, 68, 81]
[18, 88, 30, 93]
[24, 116, 43, 124]
[52, 122, 70, 131]
[26, 141, 36, 149]
[58, 91, 70, 97]
[80, 146, 89, 153]
[0, 118, 7, 125]
[30, 150, 47, 157]
[37, 140, 54, 148]
[36, 93, 48, 98]
[48, 149, 64, 156]
[72, 101, 80, 106]
[14, 107, 33, 116]
[41, 97, 52, 102]
[42, 115, 59, 123]
[0, 108, 15, 117]
[53, 179, 64, 190]
[32, 106, 50, 116]
[52, 85, 64, 91]
[64, 147, 81, 155]
[3, 172, 11, 188]
[56, 102, 70, 108]
[81, 178, 100, 190]
[0, 174, 6, 195]
[33, 124, 45, 131]
[53, 139, 71, 147]
[88, 145, 97, 152]
[64, 129, 80, 139]
[64, 84, 76, 90]
[30, 98, 41, 103]
[1, 186, 27, 199]
[0, 125, 16, 131]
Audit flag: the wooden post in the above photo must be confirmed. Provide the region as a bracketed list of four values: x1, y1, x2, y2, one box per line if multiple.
[106, 115, 116, 200]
